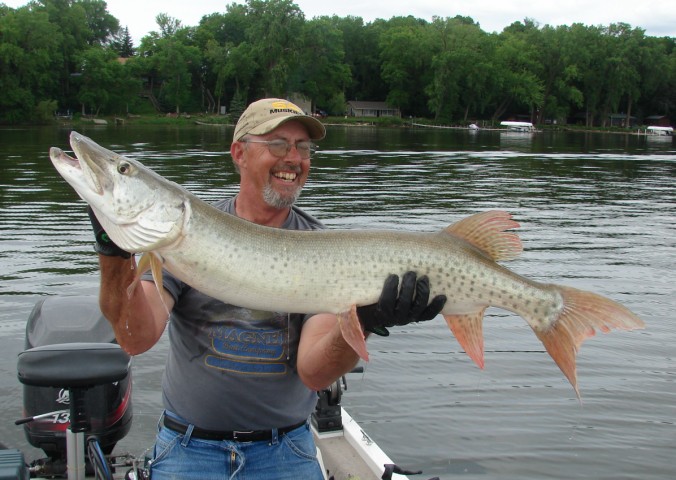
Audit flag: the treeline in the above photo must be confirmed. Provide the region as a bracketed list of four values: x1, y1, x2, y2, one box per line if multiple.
[1, 0, 675, 125]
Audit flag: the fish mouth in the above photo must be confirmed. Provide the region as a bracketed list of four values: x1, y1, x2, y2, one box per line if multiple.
[49, 146, 104, 196]
[70, 132, 112, 195]
[49, 147, 79, 169]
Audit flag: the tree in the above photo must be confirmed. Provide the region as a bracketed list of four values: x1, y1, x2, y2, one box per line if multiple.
[75, 47, 140, 115]
[77, 0, 120, 45]
[426, 16, 493, 122]
[0, 5, 63, 122]
[532, 25, 584, 123]
[110, 26, 135, 57]
[197, 5, 252, 113]
[244, 0, 306, 98]
[136, 15, 202, 114]
[379, 16, 434, 116]
[295, 16, 351, 113]
[156, 12, 182, 37]
[34, 0, 121, 109]
[1, 0, 675, 125]
[492, 20, 545, 122]
[332, 16, 384, 102]
[570, 24, 609, 126]
[602, 23, 644, 125]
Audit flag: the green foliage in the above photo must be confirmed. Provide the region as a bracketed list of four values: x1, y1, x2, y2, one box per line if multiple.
[35, 99, 58, 123]
[109, 26, 135, 57]
[229, 89, 248, 122]
[0, 0, 674, 125]
[379, 17, 434, 115]
[75, 47, 141, 115]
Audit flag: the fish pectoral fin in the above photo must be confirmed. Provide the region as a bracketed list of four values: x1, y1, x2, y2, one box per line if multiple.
[443, 309, 487, 369]
[533, 285, 645, 398]
[443, 210, 522, 262]
[338, 306, 369, 362]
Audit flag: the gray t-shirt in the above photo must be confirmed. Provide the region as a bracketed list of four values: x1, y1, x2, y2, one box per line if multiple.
[145, 197, 325, 430]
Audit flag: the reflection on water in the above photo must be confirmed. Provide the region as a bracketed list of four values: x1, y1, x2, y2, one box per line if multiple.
[0, 126, 674, 479]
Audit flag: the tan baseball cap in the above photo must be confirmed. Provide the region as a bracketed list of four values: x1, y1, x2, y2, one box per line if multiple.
[233, 98, 326, 141]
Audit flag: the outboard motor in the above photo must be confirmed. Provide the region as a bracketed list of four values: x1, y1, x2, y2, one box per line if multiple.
[21, 296, 133, 460]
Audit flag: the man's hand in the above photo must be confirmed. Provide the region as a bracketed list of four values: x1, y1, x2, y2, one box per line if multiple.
[87, 206, 131, 258]
[357, 272, 446, 336]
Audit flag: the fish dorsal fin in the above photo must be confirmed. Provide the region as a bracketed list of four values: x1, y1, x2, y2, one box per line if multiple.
[444, 210, 523, 261]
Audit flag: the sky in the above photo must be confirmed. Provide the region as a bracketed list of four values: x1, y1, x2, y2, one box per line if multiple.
[5, 0, 676, 44]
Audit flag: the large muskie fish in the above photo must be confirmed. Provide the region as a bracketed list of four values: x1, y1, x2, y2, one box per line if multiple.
[50, 131, 644, 395]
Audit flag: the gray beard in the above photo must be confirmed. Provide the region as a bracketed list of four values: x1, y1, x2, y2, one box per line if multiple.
[262, 184, 301, 209]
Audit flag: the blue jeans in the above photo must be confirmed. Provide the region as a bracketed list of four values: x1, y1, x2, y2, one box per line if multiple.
[149, 414, 324, 480]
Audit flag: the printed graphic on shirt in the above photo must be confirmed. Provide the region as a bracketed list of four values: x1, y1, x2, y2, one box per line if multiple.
[204, 311, 295, 375]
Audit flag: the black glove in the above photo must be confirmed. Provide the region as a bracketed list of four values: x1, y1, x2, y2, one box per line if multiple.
[87, 206, 131, 258]
[357, 272, 447, 336]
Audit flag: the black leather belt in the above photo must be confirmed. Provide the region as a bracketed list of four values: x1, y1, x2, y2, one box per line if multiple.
[162, 415, 306, 442]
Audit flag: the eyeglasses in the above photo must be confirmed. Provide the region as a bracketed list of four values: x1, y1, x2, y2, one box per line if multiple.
[241, 139, 317, 159]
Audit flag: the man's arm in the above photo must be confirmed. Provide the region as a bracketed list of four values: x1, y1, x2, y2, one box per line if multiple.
[297, 313, 361, 391]
[88, 207, 171, 355]
[296, 272, 446, 391]
[97, 255, 172, 355]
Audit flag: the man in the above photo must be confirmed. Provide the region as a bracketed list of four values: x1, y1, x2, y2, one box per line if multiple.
[91, 98, 445, 479]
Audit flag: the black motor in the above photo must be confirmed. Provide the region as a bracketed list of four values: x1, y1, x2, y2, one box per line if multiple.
[21, 296, 133, 459]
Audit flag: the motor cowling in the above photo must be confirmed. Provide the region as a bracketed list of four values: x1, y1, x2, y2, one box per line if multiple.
[21, 296, 132, 459]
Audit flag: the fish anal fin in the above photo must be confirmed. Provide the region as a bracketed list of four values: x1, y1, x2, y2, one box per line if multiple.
[338, 306, 369, 362]
[533, 285, 645, 398]
[443, 309, 487, 369]
[444, 210, 522, 261]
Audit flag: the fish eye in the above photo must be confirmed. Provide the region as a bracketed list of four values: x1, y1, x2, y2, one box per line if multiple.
[118, 162, 132, 174]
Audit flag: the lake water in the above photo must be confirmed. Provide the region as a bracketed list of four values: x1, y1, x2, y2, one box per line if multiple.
[0, 124, 674, 479]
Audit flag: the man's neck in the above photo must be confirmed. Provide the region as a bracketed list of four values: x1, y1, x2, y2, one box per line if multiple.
[233, 195, 290, 228]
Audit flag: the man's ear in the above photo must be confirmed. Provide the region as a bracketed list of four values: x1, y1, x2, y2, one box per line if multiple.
[230, 141, 245, 170]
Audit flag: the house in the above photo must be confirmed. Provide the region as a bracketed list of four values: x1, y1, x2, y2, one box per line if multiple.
[289, 93, 312, 115]
[644, 115, 671, 127]
[346, 101, 400, 118]
[608, 114, 637, 127]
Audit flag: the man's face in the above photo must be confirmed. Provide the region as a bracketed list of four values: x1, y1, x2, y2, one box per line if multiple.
[236, 121, 312, 209]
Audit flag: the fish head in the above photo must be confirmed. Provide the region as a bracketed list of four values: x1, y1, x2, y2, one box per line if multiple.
[50, 131, 188, 253]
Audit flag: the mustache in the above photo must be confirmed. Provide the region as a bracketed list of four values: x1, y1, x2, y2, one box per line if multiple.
[271, 165, 302, 175]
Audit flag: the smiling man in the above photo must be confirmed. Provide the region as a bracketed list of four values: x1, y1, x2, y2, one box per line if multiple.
[229, 99, 322, 225]
[90, 97, 445, 479]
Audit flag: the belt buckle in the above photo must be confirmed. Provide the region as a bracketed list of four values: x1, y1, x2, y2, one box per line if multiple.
[232, 430, 255, 441]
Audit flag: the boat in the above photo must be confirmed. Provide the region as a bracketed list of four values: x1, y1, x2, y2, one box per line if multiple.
[313, 374, 412, 480]
[645, 126, 673, 136]
[500, 121, 535, 132]
[8, 295, 413, 480]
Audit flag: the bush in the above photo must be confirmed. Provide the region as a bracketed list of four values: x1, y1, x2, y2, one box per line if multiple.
[35, 100, 59, 124]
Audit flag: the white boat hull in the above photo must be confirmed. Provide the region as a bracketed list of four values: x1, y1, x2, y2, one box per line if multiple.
[314, 408, 411, 480]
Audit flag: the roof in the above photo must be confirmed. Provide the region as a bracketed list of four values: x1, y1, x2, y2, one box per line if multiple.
[347, 101, 398, 110]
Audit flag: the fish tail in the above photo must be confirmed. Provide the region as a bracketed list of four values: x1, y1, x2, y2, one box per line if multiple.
[533, 285, 645, 397]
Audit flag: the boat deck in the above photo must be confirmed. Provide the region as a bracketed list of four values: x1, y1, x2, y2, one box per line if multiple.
[314, 408, 410, 480]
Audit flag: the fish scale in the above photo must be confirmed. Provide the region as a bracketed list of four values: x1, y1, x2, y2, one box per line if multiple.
[49, 131, 645, 397]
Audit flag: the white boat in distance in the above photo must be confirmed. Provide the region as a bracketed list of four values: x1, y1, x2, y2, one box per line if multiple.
[646, 126, 673, 136]
[500, 121, 535, 132]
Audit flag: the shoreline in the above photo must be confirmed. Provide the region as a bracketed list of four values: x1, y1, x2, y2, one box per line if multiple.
[8, 113, 673, 138]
